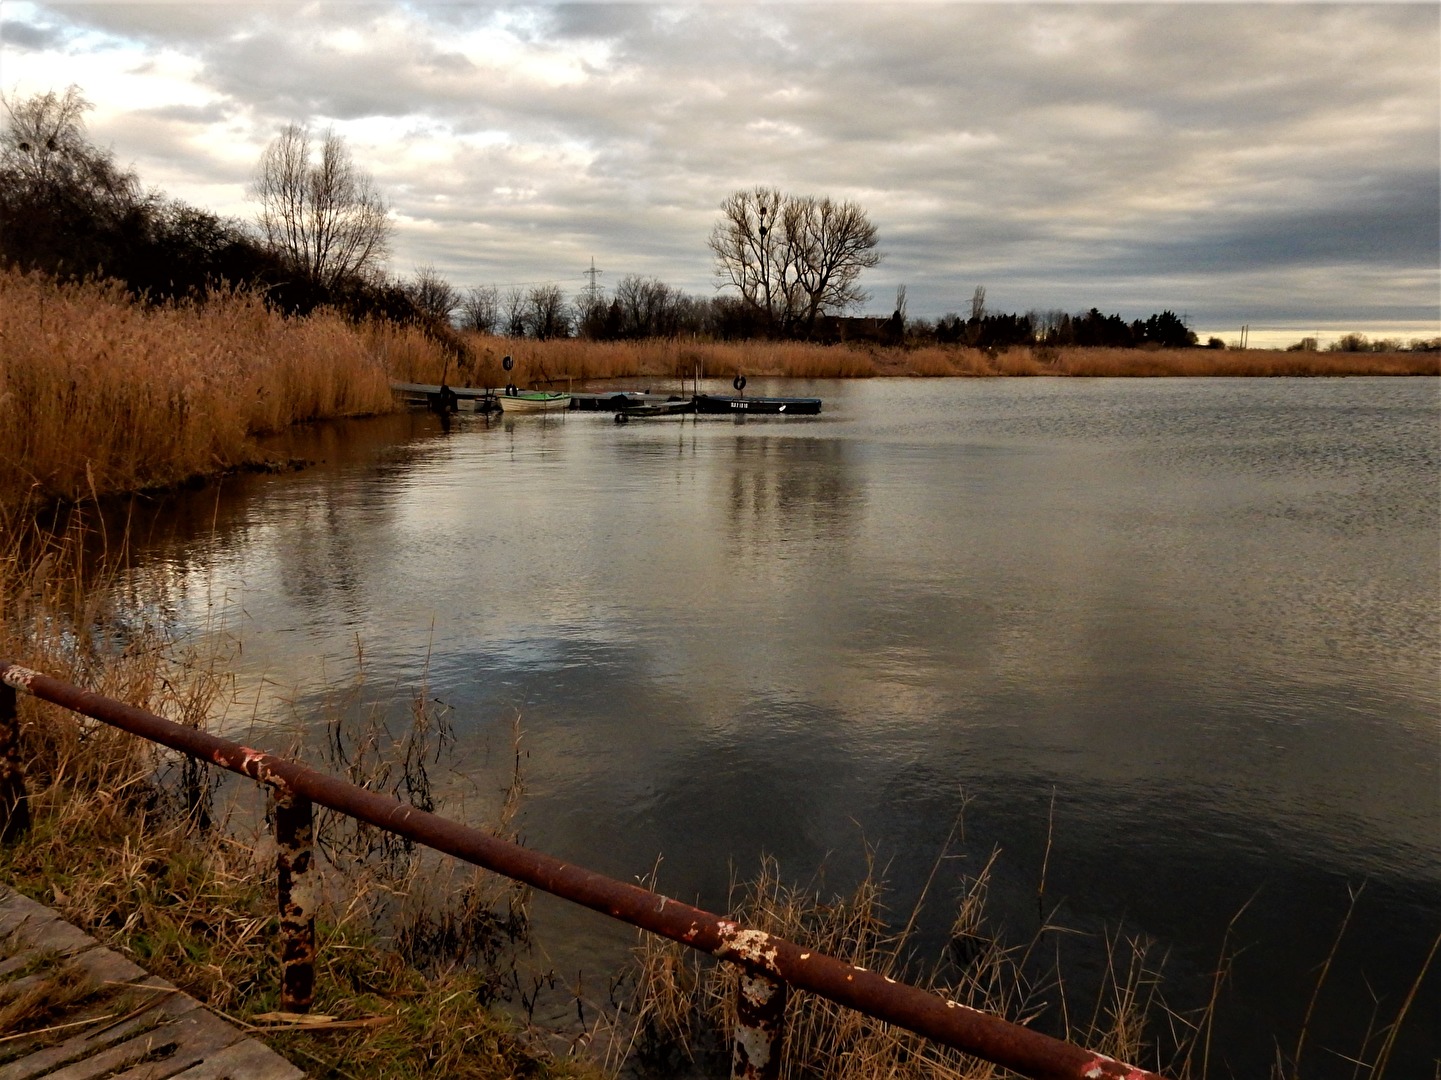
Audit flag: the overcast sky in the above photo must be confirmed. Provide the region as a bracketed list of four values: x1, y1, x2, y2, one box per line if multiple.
[3, 2, 1438, 342]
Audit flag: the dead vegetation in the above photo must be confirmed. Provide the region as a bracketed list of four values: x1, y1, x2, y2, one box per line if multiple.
[3, 268, 1431, 509]
[427, 335, 1440, 390]
[0, 268, 445, 506]
[0, 506, 603, 1078]
[617, 845, 1173, 1079]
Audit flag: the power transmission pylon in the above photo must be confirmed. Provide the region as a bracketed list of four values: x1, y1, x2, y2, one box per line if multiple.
[583, 257, 604, 305]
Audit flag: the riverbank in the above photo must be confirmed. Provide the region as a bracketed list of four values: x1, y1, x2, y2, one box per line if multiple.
[0, 269, 454, 506]
[452, 335, 1439, 388]
[0, 511, 609, 1079]
[5, 267, 1435, 506]
[0, 511, 1179, 1080]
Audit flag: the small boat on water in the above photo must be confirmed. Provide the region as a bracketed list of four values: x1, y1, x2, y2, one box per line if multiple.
[497, 390, 571, 413]
[570, 391, 653, 411]
[614, 397, 695, 421]
[693, 394, 822, 416]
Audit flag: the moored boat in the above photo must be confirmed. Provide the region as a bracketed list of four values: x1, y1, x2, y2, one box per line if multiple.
[497, 390, 571, 413]
[570, 391, 652, 411]
[693, 394, 822, 415]
[614, 397, 695, 421]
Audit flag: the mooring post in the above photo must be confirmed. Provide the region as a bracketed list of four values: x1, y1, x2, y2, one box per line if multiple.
[274, 789, 316, 1013]
[0, 679, 29, 843]
[733, 970, 787, 1080]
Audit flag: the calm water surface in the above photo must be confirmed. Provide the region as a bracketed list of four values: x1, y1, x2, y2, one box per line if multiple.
[123, 377, 1439, 1075]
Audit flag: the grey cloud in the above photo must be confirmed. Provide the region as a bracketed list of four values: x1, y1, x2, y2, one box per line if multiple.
[1, 18, 65, 50]
[1141, 180, 1441, 276]
[12, 2, 1439, 329]
[36, 2, 356, 46]
[140, 102, 231, 125]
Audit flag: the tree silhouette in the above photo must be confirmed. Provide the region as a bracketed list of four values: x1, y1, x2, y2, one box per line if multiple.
[709, 187, 880, 337]
[251, 123, 391, 290]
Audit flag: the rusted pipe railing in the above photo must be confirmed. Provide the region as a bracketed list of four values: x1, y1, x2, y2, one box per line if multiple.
[0, 660, 1164, 1080]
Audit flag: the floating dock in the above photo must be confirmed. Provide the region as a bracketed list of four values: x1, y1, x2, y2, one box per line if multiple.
[392, 383, 822, 416]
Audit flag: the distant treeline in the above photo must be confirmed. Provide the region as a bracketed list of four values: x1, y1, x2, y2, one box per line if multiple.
[4, 87, 1433, 356]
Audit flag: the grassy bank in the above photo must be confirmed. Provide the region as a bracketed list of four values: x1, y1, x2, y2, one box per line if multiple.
[0, 268, 456, 506]
[0, 510, 607, 1078]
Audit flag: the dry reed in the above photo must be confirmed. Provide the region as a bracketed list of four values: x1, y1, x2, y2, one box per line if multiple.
[626, 848, 1173, 1080]
[5, 266, 1429, 509]
[0, 507, 601, 1079]
[446, 335, 1439, 390]
[0, 269, 456, 506]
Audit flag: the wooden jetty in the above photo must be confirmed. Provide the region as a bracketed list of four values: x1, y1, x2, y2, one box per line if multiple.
[0, 886, 301, 1080]
[390, 381, 495, 412]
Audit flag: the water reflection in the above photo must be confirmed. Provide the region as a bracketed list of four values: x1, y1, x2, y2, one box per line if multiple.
[92, 378, 1439, 1077]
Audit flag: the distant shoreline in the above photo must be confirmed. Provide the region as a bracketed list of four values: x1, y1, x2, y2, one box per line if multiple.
[455, 335, 1441, 386]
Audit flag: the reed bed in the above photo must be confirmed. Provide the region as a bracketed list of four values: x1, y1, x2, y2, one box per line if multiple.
[1039, 346, 1438, 378]
[442, 336, 1439, 389]
[5, 265, 1429, 508]
[446, 336, 883, 388]
[0, 269, 452, 506]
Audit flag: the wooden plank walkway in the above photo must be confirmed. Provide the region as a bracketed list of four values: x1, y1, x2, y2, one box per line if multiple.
[0, 887, 302, 1080]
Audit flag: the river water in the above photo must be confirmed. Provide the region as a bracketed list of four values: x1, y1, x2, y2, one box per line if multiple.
[118, 377, 1438, 1075]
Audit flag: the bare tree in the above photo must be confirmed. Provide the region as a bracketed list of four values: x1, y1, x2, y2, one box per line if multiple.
[2, 85, 98, 187]
[969, 285, 987, 323]
[524, 283, 570, 340]
[1, 85, 149, 274]
[709, 186, 880, 336]
[250, 123, 390, 289]
[459, 284, 500, 334]
[615, 274, 685, 338]
[407, 263, 459, 324]
[501, 287, 528, 337]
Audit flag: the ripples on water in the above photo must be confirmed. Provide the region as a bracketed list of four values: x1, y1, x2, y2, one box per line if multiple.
[120, 377, 1438, 1075]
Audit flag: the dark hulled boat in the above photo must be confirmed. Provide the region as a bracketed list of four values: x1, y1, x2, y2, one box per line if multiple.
[693, 394, 822, 415]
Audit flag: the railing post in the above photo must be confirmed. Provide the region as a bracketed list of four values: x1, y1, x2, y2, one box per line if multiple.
[733, 970, 787, 1080]
[0, 680, 29, 843]
[274, 789, 316, 1013]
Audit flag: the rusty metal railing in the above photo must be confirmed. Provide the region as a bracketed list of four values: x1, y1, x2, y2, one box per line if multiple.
[0, 659, 1163, 1080]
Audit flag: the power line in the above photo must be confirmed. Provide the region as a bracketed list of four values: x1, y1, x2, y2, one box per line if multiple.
[458, 274, 590, 290]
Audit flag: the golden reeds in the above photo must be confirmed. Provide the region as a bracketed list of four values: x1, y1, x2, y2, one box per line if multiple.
[0, 269, 452, 506]
[4, 266, 1430, 508]
[447, 335, 1439, 390]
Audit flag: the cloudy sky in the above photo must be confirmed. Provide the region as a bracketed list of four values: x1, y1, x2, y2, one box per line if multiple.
[3, 2, 1438, 344]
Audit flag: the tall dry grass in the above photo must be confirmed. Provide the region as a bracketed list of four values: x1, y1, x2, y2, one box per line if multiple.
[452, 335, 883, 387]
[447, 336, 1439, 389]
[623, 850, 1170, 1080]
[0, 508, 602, 1079]
[1040, 346, 1439, 378]
[0, 269, 455, 506]
[622, 845, 1439, 1080]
